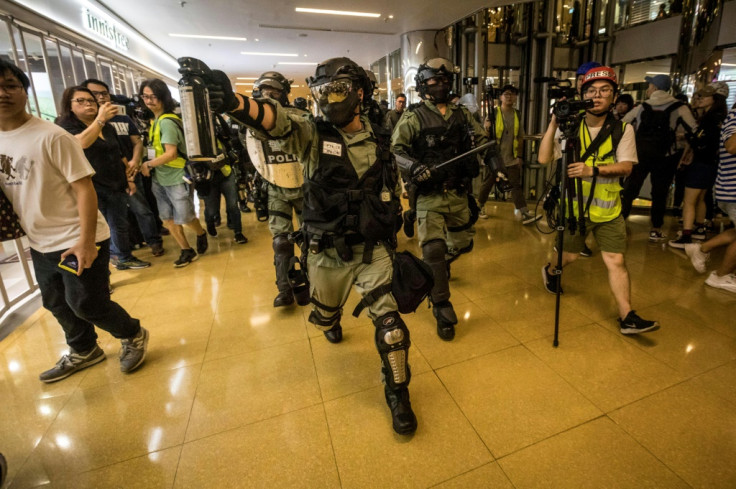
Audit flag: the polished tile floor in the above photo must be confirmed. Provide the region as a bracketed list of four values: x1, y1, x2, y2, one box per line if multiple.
[1, 202, 735, 488]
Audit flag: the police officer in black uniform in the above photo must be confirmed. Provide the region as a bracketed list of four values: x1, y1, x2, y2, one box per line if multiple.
[392, 58, 491, 341]
[243, 72, 305, 307]
[205, 57, 417, 435]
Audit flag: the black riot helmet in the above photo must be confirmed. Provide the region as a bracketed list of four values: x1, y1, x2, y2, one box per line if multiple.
[307, 57, 369, 127]
[252, 71, 292, 106]
[415, 57, 459, 103]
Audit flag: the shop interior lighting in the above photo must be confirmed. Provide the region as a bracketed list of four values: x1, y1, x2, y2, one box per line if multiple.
[241, 52, 298, 56]
[295, 7, 381, 18]
[169, 34, 248, 41]
[237, 77, 257, 80]
[278, 61, 318, 65]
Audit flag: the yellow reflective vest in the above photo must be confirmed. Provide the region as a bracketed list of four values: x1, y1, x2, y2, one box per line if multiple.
[572, 119, 627, 223]
[148, 114, 186, 169]
[495, 108, 520, 158]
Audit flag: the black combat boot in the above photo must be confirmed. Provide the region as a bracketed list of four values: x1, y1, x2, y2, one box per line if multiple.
[432, 300, 458, 341]
[273, 290, 295, 307]
[323, 323, 343, 344]
[384, 385, 417, 435]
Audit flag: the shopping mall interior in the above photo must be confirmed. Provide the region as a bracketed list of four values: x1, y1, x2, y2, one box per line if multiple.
[1, 0, 735, 488]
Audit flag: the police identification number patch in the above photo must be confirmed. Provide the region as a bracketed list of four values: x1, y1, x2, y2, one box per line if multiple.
[322, 141, 342, 157]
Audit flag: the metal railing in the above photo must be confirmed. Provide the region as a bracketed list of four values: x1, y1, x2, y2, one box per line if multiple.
[0, 237, 39, 322]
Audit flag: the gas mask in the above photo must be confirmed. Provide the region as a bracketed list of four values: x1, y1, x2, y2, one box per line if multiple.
[311, 78, 361, 128]
[424, 78, 451, 104]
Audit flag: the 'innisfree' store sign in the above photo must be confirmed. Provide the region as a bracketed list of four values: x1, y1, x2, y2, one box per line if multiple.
[82, 8, 129, 51]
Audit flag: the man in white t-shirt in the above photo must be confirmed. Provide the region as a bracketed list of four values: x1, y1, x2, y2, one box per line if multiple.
[537, 66, 659, 335]
[0, 60, 149, 382]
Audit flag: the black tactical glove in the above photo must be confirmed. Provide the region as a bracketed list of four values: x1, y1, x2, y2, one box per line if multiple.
[409, 163, 432, 184]
[207, 70, 240, 114]
[495, 170, 514, 193]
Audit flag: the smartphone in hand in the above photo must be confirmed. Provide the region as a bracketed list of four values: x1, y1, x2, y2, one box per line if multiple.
[58, 254, 79, 274]
[57, 246, 101, 274]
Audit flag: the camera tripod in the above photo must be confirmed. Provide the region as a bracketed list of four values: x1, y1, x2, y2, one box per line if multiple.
[551, 119, 588, 347]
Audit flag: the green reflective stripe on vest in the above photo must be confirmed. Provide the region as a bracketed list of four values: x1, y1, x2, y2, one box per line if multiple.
[570, 120, 625, 222]
[495, 109, 519, 158]
[148, 114, 186, 169]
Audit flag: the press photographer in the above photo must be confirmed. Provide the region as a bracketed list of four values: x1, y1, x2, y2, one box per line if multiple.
[537, 66, 660, 336]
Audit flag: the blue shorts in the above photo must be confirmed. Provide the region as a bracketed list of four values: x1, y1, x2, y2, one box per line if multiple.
[152, 181, 196, 225]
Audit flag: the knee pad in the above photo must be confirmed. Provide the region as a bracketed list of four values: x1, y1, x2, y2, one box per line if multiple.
[422, 239, 447, 264]
[272, 234, 294, 256]
[308, 309, 341, 332]
[374, 312, 411, 389]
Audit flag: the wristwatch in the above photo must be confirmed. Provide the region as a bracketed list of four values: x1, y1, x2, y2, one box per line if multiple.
[592, 166, 600, 177]
[95, 119, 104, 128]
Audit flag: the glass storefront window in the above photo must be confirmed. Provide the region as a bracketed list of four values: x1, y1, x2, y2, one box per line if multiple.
[84, 52, 98, 80]
[44, 39, 65, 114]
[58, 42, 75, 88]
[98, 57, 115, 89]
[21, 31, 56, 121]
[554, 0, 581, 45]
[72, 49, 86, 84]
[11, 25, 38, 116]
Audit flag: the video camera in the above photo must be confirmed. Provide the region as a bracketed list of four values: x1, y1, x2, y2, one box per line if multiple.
[535, 76, 594, 132]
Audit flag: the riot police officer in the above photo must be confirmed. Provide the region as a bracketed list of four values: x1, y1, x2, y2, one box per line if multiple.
[392, 58, 490, 341]
[206, 57, 417, 435]
[242, 72, 305, 307]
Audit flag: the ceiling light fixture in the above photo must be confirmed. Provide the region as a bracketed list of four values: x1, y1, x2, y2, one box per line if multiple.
[169, 33, 247, 41]
[295, 7, 381, 18]
[241, 52, 298, 56]
[235, 82, 254, 86]
[237, 77, 257, 80]
[278, 61, 318, 65]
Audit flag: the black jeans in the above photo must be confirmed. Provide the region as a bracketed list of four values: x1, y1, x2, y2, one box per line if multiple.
[203, 171, 242, 234]
[621, 151, 681, 229]
[31, 239, 140, 353]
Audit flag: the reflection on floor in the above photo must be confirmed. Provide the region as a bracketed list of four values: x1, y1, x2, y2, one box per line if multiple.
[1, 202, 735, 488]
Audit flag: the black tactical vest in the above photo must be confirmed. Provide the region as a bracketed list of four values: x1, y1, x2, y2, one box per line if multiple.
[409, 104, 478, 193]
[301, 120, 400, 262]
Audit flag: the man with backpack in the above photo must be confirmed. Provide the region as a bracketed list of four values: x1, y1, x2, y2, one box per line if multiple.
[621, 74, 696, 241]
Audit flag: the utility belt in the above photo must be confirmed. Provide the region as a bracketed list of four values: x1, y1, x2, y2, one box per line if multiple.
[416, 177, 468, 196]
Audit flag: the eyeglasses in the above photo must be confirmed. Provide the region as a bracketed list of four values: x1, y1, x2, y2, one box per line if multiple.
[90, 90, 110, 98]
[501, 92, 517, 97]
[72, 98, 97, 105]
[0, 84, 24, 93]
[141, 94, 158, 101]
[584, 87, 614, 97]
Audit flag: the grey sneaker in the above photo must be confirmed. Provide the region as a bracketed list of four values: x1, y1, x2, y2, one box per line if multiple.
[684, 243, 709, 273]
[39, 345, 106, 383]
[116, 257, 151, 270]
[119, 327, 149, 373]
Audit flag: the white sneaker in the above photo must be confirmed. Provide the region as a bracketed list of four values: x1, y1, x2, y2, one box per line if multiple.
[684, 243, 709, 274]
[705, 271, 736, 294]
[478, 207, 488, 219]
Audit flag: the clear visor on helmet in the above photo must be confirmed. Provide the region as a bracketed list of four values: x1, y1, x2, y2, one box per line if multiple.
[425, 58, 459, 73]
[255, 78, 287, 92]
[310, 78, 353, 104]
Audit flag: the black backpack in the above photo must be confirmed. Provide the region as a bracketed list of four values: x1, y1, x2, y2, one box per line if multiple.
[635, 102, 683, 160]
